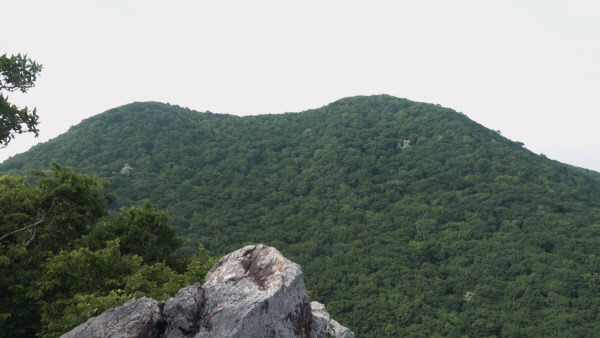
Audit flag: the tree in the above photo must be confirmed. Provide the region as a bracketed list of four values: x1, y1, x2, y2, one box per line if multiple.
[0, 164, 215, 337]
[0, 53, 43, 148]
[0, 163, 114, 337]
[84, 200, 185, 269]
[35, 240, 216, 337]
[0, 162, 114, 252]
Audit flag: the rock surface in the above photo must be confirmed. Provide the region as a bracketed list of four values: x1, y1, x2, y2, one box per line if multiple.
[310, 302, 354, 338]
[61, 297, 166, 338]
[61, 244, 354, 338]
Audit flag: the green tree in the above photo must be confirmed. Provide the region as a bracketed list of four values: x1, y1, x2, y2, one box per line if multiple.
[0, 162, 114, 252]
[35, 239, 181, 337]
[0, 53, 43, 148]
[35, 239, 215, 337]
[84, 200, 184, 268]
[0, 163, 215, 337]
[0, 163, 114, 337]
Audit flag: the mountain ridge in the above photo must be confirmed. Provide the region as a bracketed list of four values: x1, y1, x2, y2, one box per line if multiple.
[3, 95, 600, 336]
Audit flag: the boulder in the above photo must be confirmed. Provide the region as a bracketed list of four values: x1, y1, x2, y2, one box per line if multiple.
[61, 244, 354, 338]
[61, 297, 166, 338]
[195, 244, 313, 337]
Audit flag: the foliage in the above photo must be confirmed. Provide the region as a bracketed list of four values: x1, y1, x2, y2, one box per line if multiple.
[83, 200, 186, 270]
[0, 163, 113, 336]
[0, 54, 42, 148]
[3, 95, 600, 336]
[0, 163, 214, 337]
[35, 239, 212, 337]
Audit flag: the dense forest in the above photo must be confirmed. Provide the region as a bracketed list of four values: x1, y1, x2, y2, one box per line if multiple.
[3, 95, 600, 336]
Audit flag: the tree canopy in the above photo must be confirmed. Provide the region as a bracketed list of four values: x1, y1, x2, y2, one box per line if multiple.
[0, 53, 42, 148]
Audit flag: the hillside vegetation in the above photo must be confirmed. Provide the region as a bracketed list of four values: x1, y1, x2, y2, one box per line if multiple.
[3, 95, 600, 336]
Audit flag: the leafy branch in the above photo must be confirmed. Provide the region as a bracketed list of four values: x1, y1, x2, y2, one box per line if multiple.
[0, 53, 42, 148]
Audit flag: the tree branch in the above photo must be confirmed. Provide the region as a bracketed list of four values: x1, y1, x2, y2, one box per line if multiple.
[0, 212, 47, 242]
[25, 225, 37, 247]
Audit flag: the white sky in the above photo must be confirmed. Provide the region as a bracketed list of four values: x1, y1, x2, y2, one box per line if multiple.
[2, 1, 600, 171]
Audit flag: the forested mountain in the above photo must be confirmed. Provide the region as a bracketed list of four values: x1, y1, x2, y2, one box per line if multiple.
[3, 95, 600, 336]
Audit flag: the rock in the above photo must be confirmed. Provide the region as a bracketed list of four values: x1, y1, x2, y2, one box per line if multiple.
[310, 302, 354, 338]
[197, 244, 313, 337]
[397, 139, 411, 149]
[120, 163, 133, 176]
[61, 297, 166, 338]
[163, 284, 205, 338]
[61, 244, 354, 338]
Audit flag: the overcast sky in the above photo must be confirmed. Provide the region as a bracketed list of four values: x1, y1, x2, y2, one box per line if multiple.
[2, 1, 600, 171]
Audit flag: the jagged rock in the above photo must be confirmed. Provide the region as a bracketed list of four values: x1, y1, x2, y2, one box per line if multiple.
[61, 245, 354, 338]
[61, 297, 166, 338]
[197, 244, 313, 337]
[310, 302, 354, 338]
[163, 284, 205, 337]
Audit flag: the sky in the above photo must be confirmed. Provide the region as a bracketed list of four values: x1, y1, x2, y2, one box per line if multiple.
[2, 1, 600, 171]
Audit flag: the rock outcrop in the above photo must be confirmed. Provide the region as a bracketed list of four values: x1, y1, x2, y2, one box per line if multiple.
[61, 244, 354, 338]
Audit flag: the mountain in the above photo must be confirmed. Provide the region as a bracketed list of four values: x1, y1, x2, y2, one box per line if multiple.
[3, 95, 600, 336]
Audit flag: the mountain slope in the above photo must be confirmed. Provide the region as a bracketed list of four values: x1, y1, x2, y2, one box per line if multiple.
[3, 95, 600, 336]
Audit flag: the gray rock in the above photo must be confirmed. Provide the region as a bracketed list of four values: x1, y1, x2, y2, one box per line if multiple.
[310, 302, 355, 338]
[197, 244, 313, 337]
[60, 297, 166, 338]
[62, 244, 354, 338]
[163, 284, 205, 338]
